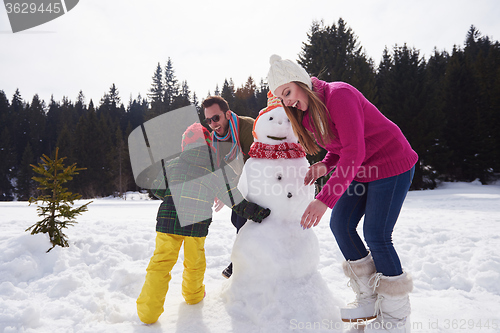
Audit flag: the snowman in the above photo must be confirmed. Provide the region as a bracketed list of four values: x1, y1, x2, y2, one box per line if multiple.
[222, 92, 341, 332]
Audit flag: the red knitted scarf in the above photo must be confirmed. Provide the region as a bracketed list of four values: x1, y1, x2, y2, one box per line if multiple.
[248, 141, 306, 159]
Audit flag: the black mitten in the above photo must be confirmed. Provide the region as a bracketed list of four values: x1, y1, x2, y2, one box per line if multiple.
[251, 207, 271, 223]
[232, 200, 270, 222]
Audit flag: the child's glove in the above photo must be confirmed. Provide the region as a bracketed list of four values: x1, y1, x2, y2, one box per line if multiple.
[233, 200, 271, 223]
[251, 206, 271, 223]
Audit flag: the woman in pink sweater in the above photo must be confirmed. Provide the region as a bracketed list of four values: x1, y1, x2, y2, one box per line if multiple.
[267, 55, 417, 333]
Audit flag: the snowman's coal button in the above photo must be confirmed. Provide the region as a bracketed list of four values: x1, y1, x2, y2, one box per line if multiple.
[287, 192, 293, 198]
[277, 175, 282, 180]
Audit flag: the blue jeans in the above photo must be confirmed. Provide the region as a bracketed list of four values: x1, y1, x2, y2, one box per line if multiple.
[330, 166, 415, 276]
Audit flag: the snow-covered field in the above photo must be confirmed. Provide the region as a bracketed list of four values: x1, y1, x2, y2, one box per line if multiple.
[1, 182, 499, 333]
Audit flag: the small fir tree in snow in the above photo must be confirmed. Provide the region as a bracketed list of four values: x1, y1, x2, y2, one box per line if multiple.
[26, 148, 92, 252]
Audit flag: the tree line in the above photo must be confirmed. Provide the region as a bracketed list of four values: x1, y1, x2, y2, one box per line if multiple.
[0, 58, 269, 200]
[299, 19, 500, 189]
[1, 18, 499, 200]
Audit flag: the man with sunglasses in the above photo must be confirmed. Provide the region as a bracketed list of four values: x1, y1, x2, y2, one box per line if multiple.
[202, 96, 255, 278]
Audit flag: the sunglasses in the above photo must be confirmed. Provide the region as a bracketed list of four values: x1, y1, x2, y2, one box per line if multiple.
[204, 114, 222, 125]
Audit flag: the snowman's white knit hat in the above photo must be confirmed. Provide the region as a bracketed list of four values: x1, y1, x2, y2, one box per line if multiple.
[267, 54, 312, 95]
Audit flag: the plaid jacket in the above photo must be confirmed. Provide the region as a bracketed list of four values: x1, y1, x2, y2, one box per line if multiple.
[152, 145, 257, 237]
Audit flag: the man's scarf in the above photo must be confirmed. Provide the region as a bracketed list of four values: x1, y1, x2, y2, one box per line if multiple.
[248, 141, 306, 159]
[212, 111, 242, 166]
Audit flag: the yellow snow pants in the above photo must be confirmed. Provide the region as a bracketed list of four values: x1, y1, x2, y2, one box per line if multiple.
[136, 232, 206, 324]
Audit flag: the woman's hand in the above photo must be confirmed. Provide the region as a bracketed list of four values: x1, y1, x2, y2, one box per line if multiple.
[300, 199, 328, 229]
[304, 162, 328, 186]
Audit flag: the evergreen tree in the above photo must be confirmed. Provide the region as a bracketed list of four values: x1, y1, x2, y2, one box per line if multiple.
[27, 94, 46, 159]
[244, 77, 258, 116]
[255, 79, 269, 110]
[10, 89, 26, 167]
[376, 47, 393, 99]
[0, 128, 15, 200]
[108, 83, 121, 107]
[98, 84, 123, 123]
[147, 63, 164, 119]
[0, 90, 9, 132]
[10, 89, 23, 114]
[73, 103, 110, 197]
[56, 124, 75, 165]
[75, 90, 87, 119]
[441, 46, 479, 181]
[0, 91, 14, 200]
[59, 97, 79, 138]
[16, 143, 36, 200]
[27, 148, 91, 252]
[99, 93, 111, 116]
[234, 76, 258, 117]
[490, 46, 500, 174]
[111, 126, 129, 197]
[420, 49, 451, 186]
[171, 80, 191, 110]
[376, 44, 428, 188]
[299, 18, 377, 100]
[463, 26, 500, 181]
[221, 79, 236, 108]
[128, 94, 147, 129]
[192, 92, 200, 112]
[164, 58, 179, 111]
[98, 111, 116, 196]
[123, 121, 137, 192]
[45, 97, 62, 154]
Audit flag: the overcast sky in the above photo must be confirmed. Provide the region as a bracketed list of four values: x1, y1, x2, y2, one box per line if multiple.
[1, 0, 499, 108]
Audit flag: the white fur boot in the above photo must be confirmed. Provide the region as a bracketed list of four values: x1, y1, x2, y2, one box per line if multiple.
[341, 253, 378, 322]
[364, 272, 413, 333]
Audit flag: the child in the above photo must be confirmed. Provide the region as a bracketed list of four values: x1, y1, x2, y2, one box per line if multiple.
[136, 123, 270, 324]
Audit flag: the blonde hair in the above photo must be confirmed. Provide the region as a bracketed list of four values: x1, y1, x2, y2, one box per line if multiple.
[283, 82, 335, 155]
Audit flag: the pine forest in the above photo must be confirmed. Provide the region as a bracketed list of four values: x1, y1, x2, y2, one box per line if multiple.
[1, 19, 499, 200]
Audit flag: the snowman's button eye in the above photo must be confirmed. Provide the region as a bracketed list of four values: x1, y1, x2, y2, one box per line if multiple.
[269, 117, 273, 120]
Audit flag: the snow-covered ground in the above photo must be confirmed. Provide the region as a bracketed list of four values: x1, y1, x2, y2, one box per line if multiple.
[1, 182, 499, 333]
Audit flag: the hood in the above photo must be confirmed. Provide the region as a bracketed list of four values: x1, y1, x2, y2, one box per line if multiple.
[179, 144, 215, 169]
